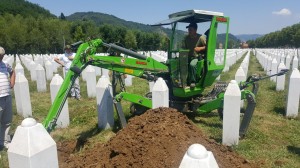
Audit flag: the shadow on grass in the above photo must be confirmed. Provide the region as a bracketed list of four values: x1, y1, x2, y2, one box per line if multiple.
[186, 112, 223, 143]
[273, 106, 285, 116]
[111, 111, 135, 132]
[287, 146, 300, 156]
[75, 124, 101, 152]
[186, 112, 223, 129]
[267, 84, 276, 90]
[74, 110, 135, 152]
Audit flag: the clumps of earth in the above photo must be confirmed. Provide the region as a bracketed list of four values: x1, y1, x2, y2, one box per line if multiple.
[57, 107, 258, 168]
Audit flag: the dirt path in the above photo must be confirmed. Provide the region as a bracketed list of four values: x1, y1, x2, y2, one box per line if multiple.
[57, 107, 258, 168]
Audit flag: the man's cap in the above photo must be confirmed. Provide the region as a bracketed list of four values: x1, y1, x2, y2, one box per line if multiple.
[0, 47, 5, 55]
[186, 22, 198, 29]
[64, 45, 71, 50]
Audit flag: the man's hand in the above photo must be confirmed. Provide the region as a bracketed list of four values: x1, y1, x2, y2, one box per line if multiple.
[194, 46, 205, 52]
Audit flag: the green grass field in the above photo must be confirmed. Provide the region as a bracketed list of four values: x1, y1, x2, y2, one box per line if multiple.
[1, 51, 300, 167]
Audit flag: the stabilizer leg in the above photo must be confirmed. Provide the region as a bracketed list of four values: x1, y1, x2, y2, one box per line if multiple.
[239, 92, 256, 138]
[113, 99, 127, 128]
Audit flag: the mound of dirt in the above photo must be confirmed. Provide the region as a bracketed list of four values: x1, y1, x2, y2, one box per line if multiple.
[57, 107, 258, 168]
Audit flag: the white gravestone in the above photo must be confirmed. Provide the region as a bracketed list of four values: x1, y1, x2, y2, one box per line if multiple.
[15, 63, 24, 76]
[85, 65, 97, 98]
[286, 68, 300, 117]
[152, 77, 169, 108]
[276, 62, 286, 91]
[179, 144, 219, 168]
[125, 75, 133, 86]
[29, 61, 37, 81]
[35, 64, 47, 92]
[292, 56, 298, 70]
[14, 73, 32, 117]
[8, 118, 58, 168]
[50, 74, 70, 128]
[271, 58, 278, 82]
[96, 76, 114, 129]
[235, 66, 246, 108]
[45, 60, 53, 81]
[222, 80, 241, 146]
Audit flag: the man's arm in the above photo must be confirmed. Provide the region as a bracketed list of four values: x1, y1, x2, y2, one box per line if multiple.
[54, 57, 65, 67]
[9, 69, 15, 88]
[194, 46, 206, 52]
[194, 35, 207, 52]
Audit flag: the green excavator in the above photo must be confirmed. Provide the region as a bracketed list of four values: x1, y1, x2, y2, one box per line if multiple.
[42, 10, 287, 137]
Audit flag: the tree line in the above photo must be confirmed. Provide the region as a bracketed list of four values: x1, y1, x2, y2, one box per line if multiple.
[0, 13, 169, 54]
[247, 23, 300, 48]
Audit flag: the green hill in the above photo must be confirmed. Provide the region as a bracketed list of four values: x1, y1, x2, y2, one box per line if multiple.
[66, 12, 167, 33]
[0, 0, 55, 18]
[235, 34, 262, 42]
[248, 23, 300, 48]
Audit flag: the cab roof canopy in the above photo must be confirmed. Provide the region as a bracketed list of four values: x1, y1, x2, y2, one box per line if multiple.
[152, 9, 224, 26]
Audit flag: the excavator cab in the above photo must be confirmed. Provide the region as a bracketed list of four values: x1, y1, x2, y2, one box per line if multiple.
[153, 10, 230, 98]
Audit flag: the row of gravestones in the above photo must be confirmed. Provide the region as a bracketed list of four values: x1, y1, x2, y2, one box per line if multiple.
[5, 49, 248, 168]
[255, 49, 300, 117]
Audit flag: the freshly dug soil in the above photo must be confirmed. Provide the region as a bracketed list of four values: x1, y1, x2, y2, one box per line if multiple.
[57, 107, 258, 168]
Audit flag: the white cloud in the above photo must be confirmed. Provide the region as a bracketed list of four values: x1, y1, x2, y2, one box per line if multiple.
[272, 8, 292, 16]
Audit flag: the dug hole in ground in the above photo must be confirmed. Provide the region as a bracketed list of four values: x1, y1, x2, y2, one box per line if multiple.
[57, 107, 258, 168]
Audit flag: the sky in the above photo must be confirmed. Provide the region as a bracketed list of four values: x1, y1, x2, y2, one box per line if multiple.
[26, 0, 300, 35]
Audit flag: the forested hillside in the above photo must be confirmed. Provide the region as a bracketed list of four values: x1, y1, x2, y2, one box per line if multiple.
[0, 1, 169, 54]
[67, 12, 165, 33]
[0, 0, 241, 54]
[247, 23, 300, 48]
[0, 0, 55, 18]
[235, 34, 262, 42]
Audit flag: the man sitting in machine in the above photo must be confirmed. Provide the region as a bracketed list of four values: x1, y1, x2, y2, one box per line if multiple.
[182, 22, 206, 88]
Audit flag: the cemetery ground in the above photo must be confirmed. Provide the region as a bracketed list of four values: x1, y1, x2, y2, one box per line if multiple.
[0, 51, 299, 167]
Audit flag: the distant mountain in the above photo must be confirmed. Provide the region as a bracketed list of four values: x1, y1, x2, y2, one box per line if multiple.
[66, 12, 167, 33]
[235, 34, 263, 42]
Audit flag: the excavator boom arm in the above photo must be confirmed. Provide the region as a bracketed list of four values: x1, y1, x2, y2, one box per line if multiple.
[42, 39, 168, 132]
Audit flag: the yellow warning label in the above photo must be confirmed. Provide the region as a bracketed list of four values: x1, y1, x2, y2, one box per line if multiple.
[125, 68, 134, 74]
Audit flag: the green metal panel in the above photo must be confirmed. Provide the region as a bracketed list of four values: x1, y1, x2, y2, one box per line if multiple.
[90, 56, 168, 78]
[172, 87, 203, 98]
[169, 59, 182, 87]
[115, 92, 152, 108]
[202, 16, 230, 87]
[197, 92, 224, 114]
